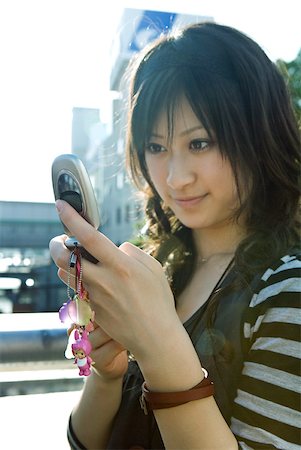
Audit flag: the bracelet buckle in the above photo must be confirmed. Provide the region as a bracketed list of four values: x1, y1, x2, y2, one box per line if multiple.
[139, 393, 149, 415]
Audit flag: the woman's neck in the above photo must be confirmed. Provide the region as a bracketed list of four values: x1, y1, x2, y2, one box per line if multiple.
[192, 221, 247, 261]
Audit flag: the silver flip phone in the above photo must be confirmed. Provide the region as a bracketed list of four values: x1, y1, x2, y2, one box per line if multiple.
[52, 153, 100, 263]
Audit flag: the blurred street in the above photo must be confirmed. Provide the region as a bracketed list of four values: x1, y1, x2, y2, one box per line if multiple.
[1, 390, 81, 449]
[0, 313, 84, 448]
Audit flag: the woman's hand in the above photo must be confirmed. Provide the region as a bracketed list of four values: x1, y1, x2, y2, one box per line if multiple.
[88, 323, 128, 381]
[49, 200, 180, 361]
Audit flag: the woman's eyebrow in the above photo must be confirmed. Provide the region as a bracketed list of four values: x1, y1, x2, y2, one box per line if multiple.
[150, 126, 206, 140]
[180, 126, 206, 136]
[149, 132, 164, 139]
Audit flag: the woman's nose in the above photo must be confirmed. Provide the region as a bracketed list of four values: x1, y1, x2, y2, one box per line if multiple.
[166, 154, 195, 190]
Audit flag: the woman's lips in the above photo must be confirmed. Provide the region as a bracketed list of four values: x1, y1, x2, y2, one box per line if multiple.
[173, 194, 208, 208]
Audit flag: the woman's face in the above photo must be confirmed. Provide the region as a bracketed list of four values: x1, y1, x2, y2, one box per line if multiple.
[144, 97, 242, 231]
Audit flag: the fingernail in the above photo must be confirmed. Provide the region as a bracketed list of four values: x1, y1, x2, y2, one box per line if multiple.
[55, 199, 63, 213]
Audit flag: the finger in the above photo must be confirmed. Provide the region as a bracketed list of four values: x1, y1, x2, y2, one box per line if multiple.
[90, 340, 126, 368]
[55, 200, 127, 266]
[119, 241, 162, 272]
[49, 234, 73, 270]
[88, 325, 112, 348]
[91, 320, 99, 330]
[58, 268, 76, 290]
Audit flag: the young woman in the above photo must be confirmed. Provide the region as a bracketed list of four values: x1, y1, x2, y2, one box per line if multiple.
[50, 22, 300, 449]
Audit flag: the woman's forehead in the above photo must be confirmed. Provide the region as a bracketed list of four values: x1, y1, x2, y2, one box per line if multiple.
[151, 97, 205, 135]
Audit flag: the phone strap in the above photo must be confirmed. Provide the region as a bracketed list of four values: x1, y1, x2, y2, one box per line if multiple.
[58, 244, 94, 376]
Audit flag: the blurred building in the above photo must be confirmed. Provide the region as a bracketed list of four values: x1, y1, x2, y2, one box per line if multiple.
[72, 8, 212, 245]
[0, 9, 213, 309]
[0, 7, 214, 402]
[0, 201, 65, 313]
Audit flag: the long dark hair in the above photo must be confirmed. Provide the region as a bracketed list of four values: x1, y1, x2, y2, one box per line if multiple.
[125, 22, 300, 299]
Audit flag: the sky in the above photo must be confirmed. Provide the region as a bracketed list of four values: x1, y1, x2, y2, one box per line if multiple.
[0, 0, 300, 203]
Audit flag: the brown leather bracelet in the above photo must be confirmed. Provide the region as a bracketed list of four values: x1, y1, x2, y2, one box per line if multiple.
[140, 368, 214, 415]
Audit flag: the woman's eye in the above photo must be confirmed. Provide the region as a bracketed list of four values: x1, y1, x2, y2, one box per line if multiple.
[145, 143, 166, 154]
[190, 139, 210, 152]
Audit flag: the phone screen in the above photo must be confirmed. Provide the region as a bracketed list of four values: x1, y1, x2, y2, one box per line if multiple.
[58, 173, 83, 213]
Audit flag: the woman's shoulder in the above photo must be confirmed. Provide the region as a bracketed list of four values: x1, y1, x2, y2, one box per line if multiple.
[249, 251, 301, 309]
[243, 251, 300, 342]
[232, 252, 301, 449]
[261, 251, 301, 279]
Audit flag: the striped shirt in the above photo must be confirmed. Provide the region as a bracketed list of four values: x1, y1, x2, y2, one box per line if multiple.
[231, 254, 301, 449]
[67, 253, 301, 449]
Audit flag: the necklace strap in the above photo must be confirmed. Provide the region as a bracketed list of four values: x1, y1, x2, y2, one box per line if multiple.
[197, 252, 235, 265]
[203, 256, 235, 300]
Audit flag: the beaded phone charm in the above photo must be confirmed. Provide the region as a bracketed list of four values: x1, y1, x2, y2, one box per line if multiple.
[58, 244, 94, 376]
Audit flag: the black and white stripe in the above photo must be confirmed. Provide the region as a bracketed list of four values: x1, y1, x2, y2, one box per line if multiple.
[231, 254, 301, 449]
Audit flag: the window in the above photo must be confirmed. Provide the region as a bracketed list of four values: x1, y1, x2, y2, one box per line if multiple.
[125, 204, 130, 222]
[116, 172, 124, 189]
[116, 207, 122, 224]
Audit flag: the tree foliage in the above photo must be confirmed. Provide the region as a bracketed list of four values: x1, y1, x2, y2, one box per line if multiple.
[277, 49, 301, 127]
